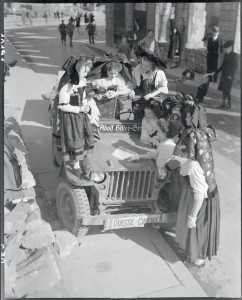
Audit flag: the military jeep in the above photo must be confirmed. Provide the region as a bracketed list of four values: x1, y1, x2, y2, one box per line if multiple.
[53, 93, 174, 237]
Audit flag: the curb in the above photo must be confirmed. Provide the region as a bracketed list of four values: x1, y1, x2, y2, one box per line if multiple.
[146, 225, 208, 297]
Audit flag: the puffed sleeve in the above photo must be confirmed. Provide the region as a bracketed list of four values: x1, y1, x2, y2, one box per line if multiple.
[151, 142, 175, 167]
[58, 84, 80, 114]
[180, 160, 208, 197]
[150, 148, 159, 160]
[116, 75, 131, 92]
[155, 70, 168, 94]
[140, 119, 153, 144]
[132, 64, 141, 87]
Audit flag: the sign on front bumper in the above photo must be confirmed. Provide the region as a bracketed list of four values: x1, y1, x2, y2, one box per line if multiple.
[104, 214, 164, 231]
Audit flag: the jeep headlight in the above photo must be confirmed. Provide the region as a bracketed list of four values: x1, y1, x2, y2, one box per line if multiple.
[91, 172, 106, 184]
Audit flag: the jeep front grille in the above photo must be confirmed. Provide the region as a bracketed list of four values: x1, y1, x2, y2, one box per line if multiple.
[106, 171, 155, 201]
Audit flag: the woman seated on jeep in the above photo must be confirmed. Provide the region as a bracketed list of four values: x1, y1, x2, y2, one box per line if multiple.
[132, 45, 168, 118]
[87, 53, 134, 118]
[88, 53, 132, 95]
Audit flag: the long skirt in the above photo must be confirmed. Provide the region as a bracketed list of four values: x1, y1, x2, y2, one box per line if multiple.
[175, 177, 220, 262]
[52, 107, 90, 162]
[218, 73, 233, 94]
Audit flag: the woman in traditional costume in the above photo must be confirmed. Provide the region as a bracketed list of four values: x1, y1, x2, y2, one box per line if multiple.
[132, 46, 168, 118]
[163, 95, 220, 267]
[52, 55, 97, 180]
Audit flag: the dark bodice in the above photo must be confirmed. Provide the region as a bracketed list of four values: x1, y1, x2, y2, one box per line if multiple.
[134, 73, 157, 96]
[69, 86, 85, 106]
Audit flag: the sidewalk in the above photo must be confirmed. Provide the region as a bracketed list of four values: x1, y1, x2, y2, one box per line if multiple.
[4, 39, 208, 298]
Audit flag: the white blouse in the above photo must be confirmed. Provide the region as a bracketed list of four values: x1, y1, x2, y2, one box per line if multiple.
[140, 115, 159, 144]
[132, 64, 168, 94]
[91, 74, 130, 93]
[150, 140, 208, 197]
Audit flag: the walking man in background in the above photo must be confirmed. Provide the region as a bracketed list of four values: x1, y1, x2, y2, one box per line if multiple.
[206, 26, 223, 83]
[209, 40, 238, 109]
[86, 21, 95, 44]
[59, 20, 67, 46]
[66, 19, 75, 47]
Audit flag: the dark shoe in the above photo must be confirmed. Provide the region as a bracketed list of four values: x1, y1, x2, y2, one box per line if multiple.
[224, 104, 231, 109]
[216, 104, 225, 109]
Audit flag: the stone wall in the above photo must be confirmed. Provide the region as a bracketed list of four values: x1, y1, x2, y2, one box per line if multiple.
[159, 42, 170, 61]
[4, 117, 79, 298]
[125, 3, 134, 31]
[173, 3, 190, 66]
[219, 2, 239, 41]
[185, 48, 207, 73]
[105, 3, 113, 47]
[146, 3, 156, 33]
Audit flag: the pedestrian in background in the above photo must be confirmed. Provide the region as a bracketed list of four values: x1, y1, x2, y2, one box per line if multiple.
[168, 27, 181, 59]
[126, 26, 134, 51]
[206, 26, 223, 83]
[117, 35, 131, 60]
[21, 11, 26, 26]
[84, 12, 89, 24]
[59, 20, 67, 46]
[66, 19, 75, 48]
[26, 11, 29, 25]
[86, 21, 95, 44]
[57, 11, 60, 19]
[28, 10, 33, 26]
[138, 29, 161, 58]
[210, 40, 238, 109]
[44, 12, 48, 24]
[89, 12, 94, 23]
[76, 14, 81, 33]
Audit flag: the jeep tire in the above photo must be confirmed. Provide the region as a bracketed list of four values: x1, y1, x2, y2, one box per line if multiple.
[56, 181, 90, 238]
[52, 137, 62, 167]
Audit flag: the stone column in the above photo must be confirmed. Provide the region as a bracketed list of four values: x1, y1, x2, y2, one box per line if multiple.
[234, 2, 240, 54]
[125, 3, 134, 31]
[157, 3, 172, 43]
[185, 3, 206, 49]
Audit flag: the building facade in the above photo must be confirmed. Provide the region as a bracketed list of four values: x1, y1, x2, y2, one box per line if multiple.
[106, 2, 240, 85]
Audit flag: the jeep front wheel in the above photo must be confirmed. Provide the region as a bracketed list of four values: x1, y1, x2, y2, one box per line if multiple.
[56, 181, 90, 238]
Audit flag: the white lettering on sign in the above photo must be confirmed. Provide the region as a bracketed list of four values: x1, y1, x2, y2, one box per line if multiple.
[104, 214, 162, 230]
[1, 34, 4, 61]
[100, 123, 142, 132]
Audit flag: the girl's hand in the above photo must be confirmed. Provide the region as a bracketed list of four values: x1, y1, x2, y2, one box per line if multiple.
[144, 94, 152, 101]
[152, 140, 160, 148]
[80, 105, 90, 114]
[125, 154, 140, 162]
[95, 94, 103, 100]
[106, 90, 118, 99]
[187, 215, 197, 228]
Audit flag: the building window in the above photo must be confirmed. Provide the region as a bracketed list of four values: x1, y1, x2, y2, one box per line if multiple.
[134, 3, 147, 11]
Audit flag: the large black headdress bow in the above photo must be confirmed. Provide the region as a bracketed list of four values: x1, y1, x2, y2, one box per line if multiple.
[62, 55, 95, 85]
[136, 45, 167, 69]
[87, 52, 132, 83]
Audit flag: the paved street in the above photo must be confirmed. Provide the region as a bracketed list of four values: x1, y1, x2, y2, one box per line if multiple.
[4, 18, 241, 298]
